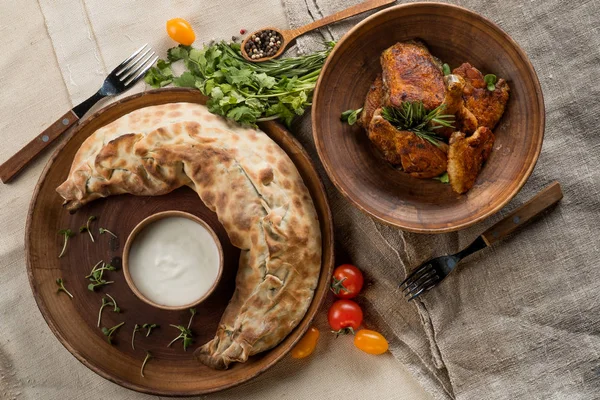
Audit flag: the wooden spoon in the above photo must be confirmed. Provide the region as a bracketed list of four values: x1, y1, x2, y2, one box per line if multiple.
[241, 0, 395, 62]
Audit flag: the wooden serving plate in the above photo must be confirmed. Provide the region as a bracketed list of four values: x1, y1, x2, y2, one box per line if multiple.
[25, 88, 334, 396]
[312, 3, 545, 233]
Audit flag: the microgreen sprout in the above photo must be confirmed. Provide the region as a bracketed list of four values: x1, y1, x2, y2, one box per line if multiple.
[143, 323, 159, 337]
[141, 351, 152, 377]
[167, 308, 197, 351]
[57, 229, 75, 258]
[86, 260, 117, 291]
[101, 321, 125, 344]
[132, 324, 141, 350]
[99, 227, 118, 238]
[484, 74, 497, 91]
[55, 278, 73, 299]
[79, 216, 97, 242]
[97, 294, 120, 327]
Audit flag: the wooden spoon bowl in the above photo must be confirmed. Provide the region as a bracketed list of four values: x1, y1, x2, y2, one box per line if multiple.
[312, 3, 545, 233]
[240, 0, 395, 62]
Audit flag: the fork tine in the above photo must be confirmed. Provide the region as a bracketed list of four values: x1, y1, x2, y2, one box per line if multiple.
[405, 275, 438, 297]
[124, 55, 158, 86]
[113, 44, 148, 74]
[406, 279, 438, 301]
[118, 49, 153, 80]
[402, 269, 435, 293]
[399, 263, 431, 287]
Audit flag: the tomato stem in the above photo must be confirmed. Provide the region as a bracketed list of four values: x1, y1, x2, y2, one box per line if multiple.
[330, 276, 349, 295]
[331, 327, 355, 337]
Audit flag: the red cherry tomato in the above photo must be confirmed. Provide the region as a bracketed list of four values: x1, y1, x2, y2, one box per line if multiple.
[331, 264, 364, 299]
[328, 299, 363, 335]
[166, 18, 196, 46]
[354, 329, 389, 355]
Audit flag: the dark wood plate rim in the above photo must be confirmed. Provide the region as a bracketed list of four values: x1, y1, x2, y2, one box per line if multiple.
[25, 88, 335, 396]
[312, 2, 545, 233]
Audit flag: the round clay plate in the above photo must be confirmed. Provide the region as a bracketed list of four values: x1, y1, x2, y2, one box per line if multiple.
[312, 3, 545, 233]
[25, 88, 334, 396]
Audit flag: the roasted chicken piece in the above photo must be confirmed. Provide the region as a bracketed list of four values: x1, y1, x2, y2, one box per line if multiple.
[447, 127, 495, 194]
[369, 109, 448, 179]
[434, 74, 478, 138]
[381, 41, 445, 110]
[453, 63, 510, 130]
[359, 74, 384, 128]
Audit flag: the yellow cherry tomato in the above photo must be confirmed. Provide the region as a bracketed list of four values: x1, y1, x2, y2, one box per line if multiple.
[291, 326, 320, 359]
[354, 329, 388, 355]
[166, 18, 196, 46]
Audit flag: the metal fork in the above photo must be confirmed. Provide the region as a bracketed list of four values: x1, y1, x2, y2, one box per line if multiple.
[0, 44, 157, 183]
[400, 181, 563, 301]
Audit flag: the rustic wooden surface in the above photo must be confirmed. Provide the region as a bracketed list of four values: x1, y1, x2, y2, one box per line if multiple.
[25, 88, 334, 396]
[241, 0, 395, 62]
[481, 181, 562, 245]
[312, 2, 545, 233]
[0, 110, 78, 183]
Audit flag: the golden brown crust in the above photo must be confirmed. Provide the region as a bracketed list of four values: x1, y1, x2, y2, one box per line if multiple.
[381, 41, 445, 110]
[359, 74, 384, 128]
[435, 74, 479, 138]
[56, 103, 321, 370]
[369, 109, 448, 178]
[447, 127, 495, 194]
[453, 63, 510, 130]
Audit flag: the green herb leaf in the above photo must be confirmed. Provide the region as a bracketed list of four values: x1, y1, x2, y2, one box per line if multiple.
[144, 41, 332, 126]
[173, 71, 197, 88]
[442, 63, 451, 76]
[341, 108, 363, 126]
[484, 74, 497, 91]
[433, 172, 450, 184]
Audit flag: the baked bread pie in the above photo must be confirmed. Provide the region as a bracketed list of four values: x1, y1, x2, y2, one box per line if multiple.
[56, 102, 322, 369]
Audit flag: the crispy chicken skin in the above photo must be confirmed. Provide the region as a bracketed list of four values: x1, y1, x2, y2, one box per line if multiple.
[447, 127, 495, 194]
[381, 41, 445, 110]
[359, 74, 384, 128]
[435, 74, 479, 138]
[453, 63, 510, 130]
[369, 109, 448, 178]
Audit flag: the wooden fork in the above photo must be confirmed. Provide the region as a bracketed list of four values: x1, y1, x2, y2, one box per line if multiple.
[400, 181, 563, 301]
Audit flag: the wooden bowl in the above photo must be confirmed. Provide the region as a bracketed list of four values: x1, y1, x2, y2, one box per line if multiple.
[312, 2, 544, 233]
[25, 88, 334, 395]
[122, 210, 224, 311]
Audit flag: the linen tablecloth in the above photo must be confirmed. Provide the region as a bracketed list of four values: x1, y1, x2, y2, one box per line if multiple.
[283, 0, 600, 399]
[0, 1, 429, 399]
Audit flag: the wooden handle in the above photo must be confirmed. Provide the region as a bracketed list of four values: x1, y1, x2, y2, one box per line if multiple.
[0, 110, 78, 183]
[481, 181, 563, 245]
[287, 0, 396, 40]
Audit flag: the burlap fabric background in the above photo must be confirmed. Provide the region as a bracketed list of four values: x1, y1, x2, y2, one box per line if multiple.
[283, 0, 600, 399]
[1, 0, 599, 399]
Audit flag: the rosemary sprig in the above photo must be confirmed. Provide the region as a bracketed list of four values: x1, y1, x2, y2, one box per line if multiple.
[132, 324, 141, 350]
[56, 278, 73, 299]
[141, 351, 152, 377]
[79, 216, 97, 242]
[167, 308, 197, 351]
[102, 321, 125, 344]
[57, 229, 75, 258]
[143, 323, 159, 337]
[99, 227, 118, 238]
[381, 101, 454, 147]
[97, 294, 120, 327]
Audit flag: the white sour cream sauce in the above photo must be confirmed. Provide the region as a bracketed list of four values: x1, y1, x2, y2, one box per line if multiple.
[128, 216, 221, 307]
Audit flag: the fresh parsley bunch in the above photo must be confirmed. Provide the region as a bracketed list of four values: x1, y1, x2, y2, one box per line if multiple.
[145, 41, 334, 127]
